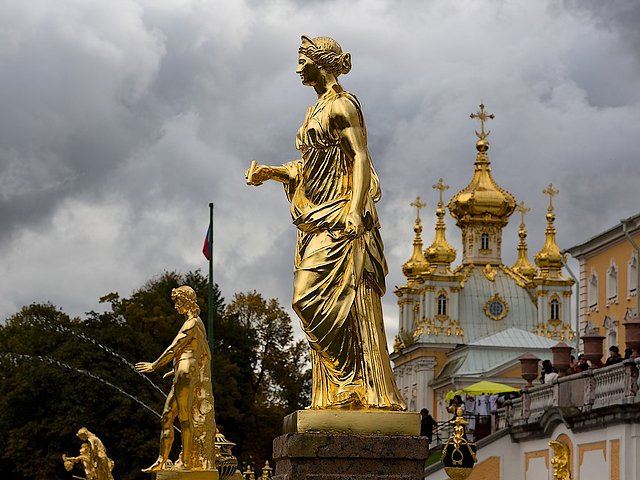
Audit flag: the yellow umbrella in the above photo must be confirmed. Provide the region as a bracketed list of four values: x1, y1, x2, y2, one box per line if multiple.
[460, 380, 520, 396]
[445, 389, 463, 402]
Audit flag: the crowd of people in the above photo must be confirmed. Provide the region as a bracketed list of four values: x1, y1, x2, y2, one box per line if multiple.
[418, 344, 635, 445]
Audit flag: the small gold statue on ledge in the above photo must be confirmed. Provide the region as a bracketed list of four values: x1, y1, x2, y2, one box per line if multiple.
[135, 286, 216, 473]
[549, 440, 571, 480]
[62, 427, 114, 480]
[246, 35, 405, 411]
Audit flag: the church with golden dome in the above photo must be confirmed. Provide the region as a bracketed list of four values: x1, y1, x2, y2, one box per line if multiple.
[391, 104, 575, 420]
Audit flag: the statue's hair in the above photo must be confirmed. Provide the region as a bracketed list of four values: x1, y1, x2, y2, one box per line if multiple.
[171, 286, 200, 315]
[299, 36, 352, 76]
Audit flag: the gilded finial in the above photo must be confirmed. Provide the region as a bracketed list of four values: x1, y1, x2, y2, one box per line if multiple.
[433, 178, 450, 205]
[516, 201, 531, 228]
[512, 201, 538, 280]
[402, 196, 430, 281]
[470, 102, 495, 141]
[535, 183, 566, 279]
[426, 179, 456, 272]
[543, 183, 559, 211]
[411, 196, 426, 221]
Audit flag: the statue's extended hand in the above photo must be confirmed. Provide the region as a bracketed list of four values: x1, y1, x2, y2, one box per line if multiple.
[135, 362, 154, 373]
[245, 161, 268, 186]
[345, 211, 364, 238]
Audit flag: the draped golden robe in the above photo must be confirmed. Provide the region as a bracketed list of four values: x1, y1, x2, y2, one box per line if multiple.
[282, 88, 405, 410]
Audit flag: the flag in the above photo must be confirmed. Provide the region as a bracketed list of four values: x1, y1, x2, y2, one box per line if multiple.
[202, 223, 212, 260]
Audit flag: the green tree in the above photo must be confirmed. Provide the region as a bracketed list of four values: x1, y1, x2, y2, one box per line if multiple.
[0, 271, 310, 479]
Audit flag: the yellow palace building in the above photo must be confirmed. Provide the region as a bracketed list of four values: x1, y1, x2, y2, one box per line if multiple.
[391, 104, 575, 421]
[566, 213, 640, 351]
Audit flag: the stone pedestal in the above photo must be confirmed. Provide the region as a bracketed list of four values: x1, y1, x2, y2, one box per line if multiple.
[272, 433, 429, 480]
[153, 469, 219, 480]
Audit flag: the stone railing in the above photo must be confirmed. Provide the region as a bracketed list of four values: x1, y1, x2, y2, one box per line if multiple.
[493, 358, 640, 431]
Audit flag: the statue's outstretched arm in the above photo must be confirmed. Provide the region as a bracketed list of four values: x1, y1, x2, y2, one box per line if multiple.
[135, 320, 196, 373]
[246, 160, 292, 186]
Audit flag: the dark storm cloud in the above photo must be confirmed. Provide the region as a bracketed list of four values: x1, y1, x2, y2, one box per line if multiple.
[1, 0, 639, 348]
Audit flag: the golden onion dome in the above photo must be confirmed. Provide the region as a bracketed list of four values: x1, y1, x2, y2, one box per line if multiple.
[534, 184, 564, 278]
[425, 179, 456, 271]
[402, 197, 430, 281]
[448, 138, 516, 226]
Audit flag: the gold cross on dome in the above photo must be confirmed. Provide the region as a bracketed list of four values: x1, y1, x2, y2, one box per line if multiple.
[470, 102, 495, 140]
[410, 196, 426, 221]
[432, 178, 449, 205]
[516, 201, 531, 226]
[543, 183, 559, 209]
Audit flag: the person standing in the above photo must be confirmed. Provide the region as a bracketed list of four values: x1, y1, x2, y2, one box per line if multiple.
[420, 408, 436, 444]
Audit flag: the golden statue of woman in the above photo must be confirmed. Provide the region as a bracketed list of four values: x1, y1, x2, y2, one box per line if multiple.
[246, 35, 405, 410]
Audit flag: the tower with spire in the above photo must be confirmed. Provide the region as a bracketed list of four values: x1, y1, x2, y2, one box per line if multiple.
[391, 103, 575, 419]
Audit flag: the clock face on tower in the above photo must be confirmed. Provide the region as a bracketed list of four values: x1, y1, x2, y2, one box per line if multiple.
[484, 293, 509, 321]
[489, 300, 504, 317]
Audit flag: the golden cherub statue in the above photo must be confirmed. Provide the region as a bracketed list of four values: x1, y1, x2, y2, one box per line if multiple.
[246, 35, 405, 410]
[62, 427, 114, 480]
[135, 286, 216, 473]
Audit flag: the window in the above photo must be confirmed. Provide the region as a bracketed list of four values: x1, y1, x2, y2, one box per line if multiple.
[628, 254, 637, 297]
[437, 294, 447, 316]
[550, 298, 560, 321]
[607, 262, 618, 303]
[604, 316, 618, 351]
[481, 233, 490, 250]
[588, 271, 598, 310]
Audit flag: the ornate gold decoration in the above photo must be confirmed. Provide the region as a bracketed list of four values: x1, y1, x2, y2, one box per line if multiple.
[243, 465, 255, 480]
[261, 461, 273, 479]
[215, 429, 238, 479]
[483, 263, 497, 281]
[484, 293, 509, 321]
[549, 440, 571, 480]
[511, 201, 538, 280]
[135, 286, 217, 473]
[533, 321, 575, 341]
[470, 102, 495, 141]
[417, 316, 464, 337]
[535, 184, 564, 279]
[63, 428, 114, 480]
[448, 103, 516, 265]
[246, 36, 405, 411]
[402, 197, 430, 282]
[442, 408, 477, 479]
[425, 178, 457, 271]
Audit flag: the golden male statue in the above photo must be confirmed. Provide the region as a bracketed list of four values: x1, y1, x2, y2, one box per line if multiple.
[246, 36, 405, 410]
[135, 286, 216, 472]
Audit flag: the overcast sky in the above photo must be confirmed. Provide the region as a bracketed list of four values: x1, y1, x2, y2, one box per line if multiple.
[1, 0, 639, 345]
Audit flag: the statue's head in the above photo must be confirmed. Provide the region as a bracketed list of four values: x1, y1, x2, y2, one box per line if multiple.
[297, 35, 351, 83]
[76, 427, 90, 440]
[171, 285, 200, 316]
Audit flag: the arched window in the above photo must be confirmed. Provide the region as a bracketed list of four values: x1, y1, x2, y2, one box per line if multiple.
[628, 253, 637, 297]
[481, 233, 490, 250]
[437, 293, 447, 316]
[604, 316, 618, 352]
[607, 261, 618, 303]
[550, 298, 560, 321]
[588, 271, 598, 310]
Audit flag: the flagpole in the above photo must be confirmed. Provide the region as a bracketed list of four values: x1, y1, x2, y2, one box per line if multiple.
[207, 202, 214, 379]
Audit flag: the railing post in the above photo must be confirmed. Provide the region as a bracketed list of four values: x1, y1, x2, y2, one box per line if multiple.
[623, 358, 639, 402]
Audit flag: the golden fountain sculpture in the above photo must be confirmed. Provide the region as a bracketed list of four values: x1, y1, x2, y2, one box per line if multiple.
[246, 35, 405, 413]
[441, 408, 478, 480]
[62, 427, 115, 480]
[135, 286, 218, 478]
